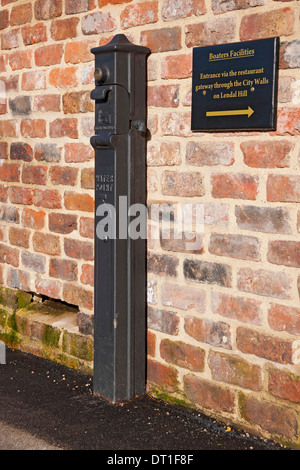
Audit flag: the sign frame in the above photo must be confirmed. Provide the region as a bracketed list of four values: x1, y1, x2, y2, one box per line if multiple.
[191, 37, 279, 132]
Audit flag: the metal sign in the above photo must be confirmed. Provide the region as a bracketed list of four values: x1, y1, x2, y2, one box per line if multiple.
[191, 37, 279, 131]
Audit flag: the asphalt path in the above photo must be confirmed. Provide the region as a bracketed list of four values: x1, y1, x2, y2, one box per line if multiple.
[0, 347, 286, 453]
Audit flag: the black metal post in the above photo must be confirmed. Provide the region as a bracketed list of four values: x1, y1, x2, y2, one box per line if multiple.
[90, 35, 150, 403]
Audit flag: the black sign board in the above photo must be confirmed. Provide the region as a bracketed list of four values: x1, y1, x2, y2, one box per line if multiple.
[191, 37, 279, 131]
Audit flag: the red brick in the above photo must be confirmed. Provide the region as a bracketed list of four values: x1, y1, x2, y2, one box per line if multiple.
[161, 53, 192, 80]
[63, 283, 93, 310]
[8, 186, 33, 205]
[65, 40, 95, 64]
[10, 3, 32, 26]
[236, 326, 293, 364]
[0, 205, 19, 224]
[49, 166, 78, 186]
[34, 0, 62, 20]
[0, 243, 19, 267]
[35, 44, 63, 66]
[22, 207, 45, 230]
[64, 191, 94, 212]
[184, 316, 232, 349]
[22, 165, 47, 186]
[160, 339, 205, 372]
[273, 107, 300, 136]
[140, 27, 181, 53]
[1, 75, 18, 93]
[50, 118, 78, 139]
[66, 0, 95, 14]
[21, 70, 45, 91]
[79, 217, 94, 239]
[33, 94, 61, 112]
[268, 303, 300, 336]
[20, 119, 46, 138]
[209, 233, 260, 261]
[280, 40, 300, 69]
[121, 1, 158, 29]
[212, 173, 259, 200]
[147, 301, 180, 332]
[65, 143, 93, 163]
[0, 185, 7, 202]
[1, 28, 19, 50]
[212, 0, 264, 14]
[33, 188, 62, 209]
[0, 97, 6, 115]
[7, 267, 30, 291]
[81, 168, 94, 189]
[99, 0, 131, 5]
[49, 212, 77, 234]
[267, 175, 300, 202]
[184, 258, 232, 288]
[161, 112, 192, 137]
[211, 292, 261, 325]
[160, 229, 203, 254]
[35, 278, 61, 299]
[64, 238, 94, 261]
[147, 142, 181, 167]
[0, 163, 20, 182]
[208, 350, 262, 391]
[0, 10, 9, 30]
[81, 63, 94, 85]
[184, 374, 235, 413]
[9, 226, 30, 248]
[239, 394, 297, 439]
[33, 232, 60, 256]
[63, 91, 93, 114]
[10, 142, 33, 162]
[268, 240, 300, 268]
[81, 117, 94, 138]
[147, 168, 157, 193]
[49, 258, 78, 282]
[161, 283, 206, 314]
[0, 54, 7, 72]
[147, 331, 156, 357]
[185, 18, 235, 47]
[148, 85, 179, 108]
[162, 171, 205, 197]
[162, 0, 206, 20]
[268, 368, 300, 404]
[9, 50, 32, 71]
[237, 267, 291, 299]
[147, 359, 179, 393]
[50, 17, 79, 41]
[186, 141, 234, 166]
[235, 205, 291, 234]
[0, 120, 17, 137]
[80, 264, 94, 287]
[34, 143, 61, 163]
[147, 252, 178, 278]
[21, 22, 47, 46]
[81, 12, 116, 35]
[240, 8, 294, 41]
[241, 140, 293, 168]
[147, 279, 157, 305]
[21, 251, 45, 273]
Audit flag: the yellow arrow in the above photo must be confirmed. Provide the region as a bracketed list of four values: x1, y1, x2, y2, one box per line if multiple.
[206, 106, 254, 118]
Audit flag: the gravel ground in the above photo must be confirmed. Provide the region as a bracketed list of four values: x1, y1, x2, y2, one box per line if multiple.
[0, 347, 286, 452]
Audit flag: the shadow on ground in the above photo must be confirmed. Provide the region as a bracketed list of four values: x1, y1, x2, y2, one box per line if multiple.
[0, 348, 285, 451]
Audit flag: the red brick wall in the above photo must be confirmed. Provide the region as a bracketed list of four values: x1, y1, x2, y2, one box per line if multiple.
[0, 0, 299, 446]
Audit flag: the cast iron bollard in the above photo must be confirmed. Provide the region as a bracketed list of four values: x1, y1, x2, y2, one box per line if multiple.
[90, 35, 150, 402]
